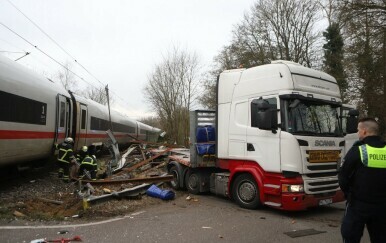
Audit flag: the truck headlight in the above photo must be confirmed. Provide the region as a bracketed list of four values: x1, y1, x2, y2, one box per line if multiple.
[282, 184, 304, 193]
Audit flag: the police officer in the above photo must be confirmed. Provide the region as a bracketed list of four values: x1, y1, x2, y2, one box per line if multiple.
[78, 147, 98, 180]
[339, 117, 386, 243]
[56, 137, 76, 182]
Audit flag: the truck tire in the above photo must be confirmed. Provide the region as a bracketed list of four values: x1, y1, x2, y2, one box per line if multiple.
[232, 173, 261, 209]
[185, 170, 200, 194]
[169, 166, 181, 190]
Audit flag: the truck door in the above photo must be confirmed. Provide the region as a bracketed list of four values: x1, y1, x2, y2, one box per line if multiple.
[55, 95, 71, 144]
[77, 104, 88, 148]
[246, 96, 281, 172]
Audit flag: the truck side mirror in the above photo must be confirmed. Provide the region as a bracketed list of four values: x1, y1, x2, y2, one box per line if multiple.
[346, 109, 359, 134]
[251, 99, 278, 132]
[348, 109, 359, 116]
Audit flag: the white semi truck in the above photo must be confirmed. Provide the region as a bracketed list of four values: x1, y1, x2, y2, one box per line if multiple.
[167, 60, 358, 211]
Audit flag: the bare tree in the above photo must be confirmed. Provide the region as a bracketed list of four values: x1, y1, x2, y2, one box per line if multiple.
[230, 0, 322, 67]
[200, 0, 322, 109]
[82, 85, 112, 105]
[57, 61, 77, 91]
[139, 116, 161, 129]
[143, 47, 201, 146]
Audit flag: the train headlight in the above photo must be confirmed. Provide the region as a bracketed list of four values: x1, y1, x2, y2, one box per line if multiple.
[282, 184, 304, 193]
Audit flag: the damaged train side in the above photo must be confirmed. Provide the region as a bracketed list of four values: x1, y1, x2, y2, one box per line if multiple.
[0, 54, 161, 167]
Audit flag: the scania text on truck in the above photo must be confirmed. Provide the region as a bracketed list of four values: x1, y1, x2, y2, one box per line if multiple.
[166, 60, 358, 211]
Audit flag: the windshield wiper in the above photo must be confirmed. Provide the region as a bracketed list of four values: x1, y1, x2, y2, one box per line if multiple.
[292, 130, 319, 136]
[320, 132, 342, 137]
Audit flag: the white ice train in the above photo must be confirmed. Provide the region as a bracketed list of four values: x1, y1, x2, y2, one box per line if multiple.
[0, 54, 161, 167]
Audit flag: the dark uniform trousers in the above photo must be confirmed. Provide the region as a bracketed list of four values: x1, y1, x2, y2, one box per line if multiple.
[342, 200, 386, 243]
[56, 143, 74, 182]
[339, 137, 386, 243]
[78, 156, 97, 180]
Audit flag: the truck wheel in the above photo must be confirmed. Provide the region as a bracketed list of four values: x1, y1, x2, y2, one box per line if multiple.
[232, 174, 261, 209]
[169, 166, 181, 190]
[185, 170, 200, 194]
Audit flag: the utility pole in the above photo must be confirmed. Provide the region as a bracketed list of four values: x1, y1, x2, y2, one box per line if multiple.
[105, 85, 113, 132]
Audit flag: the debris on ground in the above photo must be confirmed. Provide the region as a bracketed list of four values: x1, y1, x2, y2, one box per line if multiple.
[30, 235, 82, 243]
[0, 138, 184, 222]
[146, 184, 175, 200]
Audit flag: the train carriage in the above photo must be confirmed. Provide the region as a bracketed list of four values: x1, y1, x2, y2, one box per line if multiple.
[0, 54, 161, 167]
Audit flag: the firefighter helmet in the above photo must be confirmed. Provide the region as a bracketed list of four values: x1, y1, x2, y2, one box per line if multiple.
[81, 146, 88, 152]
[64, 137, 74, 144]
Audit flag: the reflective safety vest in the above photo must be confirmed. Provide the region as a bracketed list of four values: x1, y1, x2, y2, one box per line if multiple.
[359, 144, 386, 168]
[81, 155, 97, 170]
[57, 143, 74, 163]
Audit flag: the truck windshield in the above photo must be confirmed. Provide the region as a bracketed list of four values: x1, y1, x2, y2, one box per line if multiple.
[287, 99, 342, 137]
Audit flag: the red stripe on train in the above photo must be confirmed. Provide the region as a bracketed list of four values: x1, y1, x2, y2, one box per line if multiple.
[78, 134, 138, 138]
[0, 130, 56, 139]
[0, 130, 138, 139]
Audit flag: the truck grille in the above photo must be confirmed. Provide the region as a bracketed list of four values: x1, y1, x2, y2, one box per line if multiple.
[307, 163, 338, 171]
[303, 176, 340, 194]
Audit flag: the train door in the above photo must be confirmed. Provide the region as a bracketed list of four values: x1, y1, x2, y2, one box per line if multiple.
[55, 95, 71, 144]
[77, 104, 88, 148]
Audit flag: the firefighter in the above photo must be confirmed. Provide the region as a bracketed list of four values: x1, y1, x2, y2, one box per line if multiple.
[78, 147, 98, 180]
[339, 117, 386, 243]
[56, 137, 76, 182]
[76, 146, 88, 163]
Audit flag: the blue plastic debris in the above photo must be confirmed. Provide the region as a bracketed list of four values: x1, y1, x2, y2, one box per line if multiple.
[196, 143, 215, 155]
[196, 126, 215, 143]
[146, 184, 175, 200]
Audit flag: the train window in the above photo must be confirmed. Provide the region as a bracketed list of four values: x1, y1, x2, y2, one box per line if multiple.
[140, 129, 146, 135]
[90, 116, 135, 133]
[112, 122, 135, 133]
[81, 110, 86, 129]
[0, 90, 47, 125]
[60, 102, 65, 127]
[91, 116, 109, 131]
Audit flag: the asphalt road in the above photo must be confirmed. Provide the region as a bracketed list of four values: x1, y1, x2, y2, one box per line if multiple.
[0, 194, 371, 243]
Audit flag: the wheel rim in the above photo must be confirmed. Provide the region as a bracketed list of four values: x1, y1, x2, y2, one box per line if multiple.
[238, 180, 257, 202]
[188, 174, 199, 190]
[171, 170, 179, 188]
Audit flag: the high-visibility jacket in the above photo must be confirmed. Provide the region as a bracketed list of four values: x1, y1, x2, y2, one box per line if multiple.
[359, 145, 386, 168]
[76, 151, 87, 163]
[57, 142, 74, 164]
[339, 136, 386, 204]
[81, 155, 97, 171]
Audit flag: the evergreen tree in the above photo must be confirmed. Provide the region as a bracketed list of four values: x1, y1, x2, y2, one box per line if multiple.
[323, 23, 347, 100]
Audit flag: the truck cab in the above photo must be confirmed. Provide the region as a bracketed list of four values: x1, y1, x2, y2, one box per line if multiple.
[168, 60, 355, 211]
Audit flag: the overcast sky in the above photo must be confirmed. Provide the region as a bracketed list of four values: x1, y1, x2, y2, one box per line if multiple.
[0, 0, 254, 119]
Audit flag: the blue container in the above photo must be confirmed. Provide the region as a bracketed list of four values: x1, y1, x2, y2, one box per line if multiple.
[146, 184, 175, 200]
[196, 144, 215, 155]
[196, 126, 215, 143]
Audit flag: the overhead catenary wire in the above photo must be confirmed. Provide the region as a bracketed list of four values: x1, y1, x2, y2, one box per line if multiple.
[0, 21, 96, 88]
[0, 51, 26, 54]
[0, 22, 140, 116]
[5, 0, 106, 88]
[0, 37, 27, 52]
[5, 0, 138, 114]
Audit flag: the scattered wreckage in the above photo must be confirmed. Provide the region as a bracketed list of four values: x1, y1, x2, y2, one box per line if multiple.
[74, 130, 175, 209]
[33, 130, 176, 214]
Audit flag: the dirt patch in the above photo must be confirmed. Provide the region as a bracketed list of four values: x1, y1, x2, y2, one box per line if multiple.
[0, 155, 183, 223]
